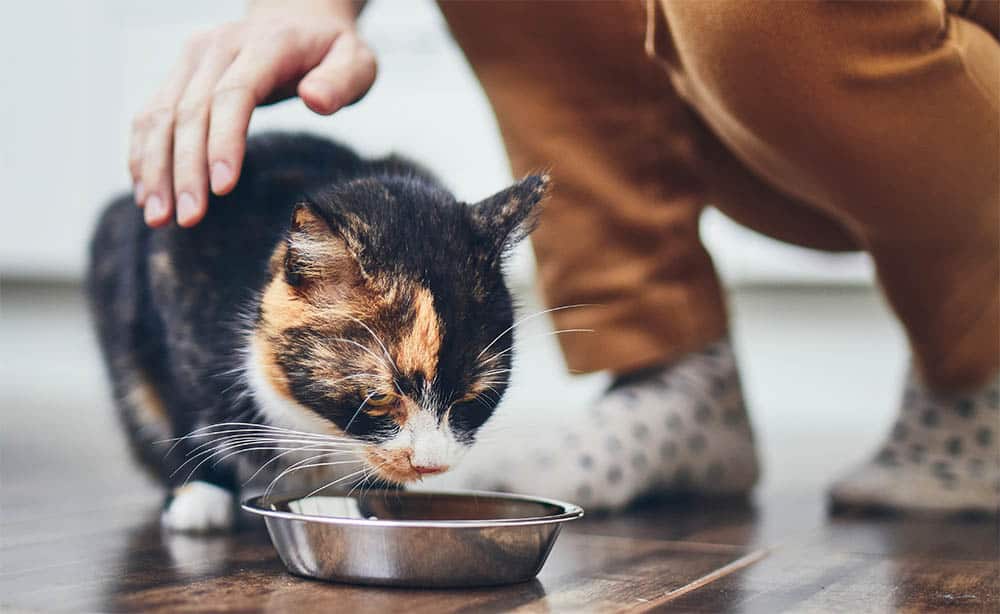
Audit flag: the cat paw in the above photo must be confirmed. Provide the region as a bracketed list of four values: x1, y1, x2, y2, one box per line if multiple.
[161, 481, 236, 533]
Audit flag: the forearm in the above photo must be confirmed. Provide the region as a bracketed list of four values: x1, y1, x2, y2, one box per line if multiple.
[248, 0, 365, 23]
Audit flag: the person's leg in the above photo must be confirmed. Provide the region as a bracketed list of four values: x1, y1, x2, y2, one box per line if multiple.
[439, 1, 762, 507]
[648, 0, 999, 512]
[441, 0, 727, 376]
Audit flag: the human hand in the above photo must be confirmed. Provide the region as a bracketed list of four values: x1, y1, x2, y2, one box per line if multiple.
[130, 2, 375, 227]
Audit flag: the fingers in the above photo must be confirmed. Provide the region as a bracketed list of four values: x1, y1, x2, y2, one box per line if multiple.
[130, 32, 209, 209]
[130, 19, 377, 229]
[139, 107, 176, 227]
[298, 32, 377, 116]
[207, 32, 317, 196]
[172, 40, 240, 227]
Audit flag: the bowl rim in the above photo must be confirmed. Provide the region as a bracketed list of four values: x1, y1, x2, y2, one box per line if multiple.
[241, 489, 584, 529]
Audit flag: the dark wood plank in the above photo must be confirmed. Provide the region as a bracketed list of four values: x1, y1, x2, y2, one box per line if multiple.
[659, 516, 1000, 613]
[3, 282, 999, 613]
[1, 513, 755, 613]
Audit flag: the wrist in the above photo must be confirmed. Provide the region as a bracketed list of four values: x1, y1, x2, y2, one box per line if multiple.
[248, 0, 362, 25]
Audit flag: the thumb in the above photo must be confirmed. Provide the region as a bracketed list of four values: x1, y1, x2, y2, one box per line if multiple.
[298, 32, 377, 115]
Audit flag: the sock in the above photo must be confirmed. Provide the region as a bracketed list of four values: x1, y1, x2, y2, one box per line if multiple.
[462, 339, 759, 510]
[830, 366, 1000, 514]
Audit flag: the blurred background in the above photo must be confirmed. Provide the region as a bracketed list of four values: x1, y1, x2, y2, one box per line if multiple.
[1, 0, 907, 509]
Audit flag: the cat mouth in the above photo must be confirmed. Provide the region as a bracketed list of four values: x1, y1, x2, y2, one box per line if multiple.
[363, 447, 449, 483]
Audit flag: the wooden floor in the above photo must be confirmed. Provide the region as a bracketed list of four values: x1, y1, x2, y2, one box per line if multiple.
[2, 283, 997, 613]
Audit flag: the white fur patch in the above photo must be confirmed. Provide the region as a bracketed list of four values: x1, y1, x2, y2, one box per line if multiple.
[245, 336, 465, 482]
[383, 408, 468, 471]
[162, 481, 235, 533]
[243, 337, 364, 490]
[245, 337, 341, 436]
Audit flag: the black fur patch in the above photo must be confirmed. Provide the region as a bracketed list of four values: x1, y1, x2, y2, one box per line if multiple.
[87, 132, 546, 490]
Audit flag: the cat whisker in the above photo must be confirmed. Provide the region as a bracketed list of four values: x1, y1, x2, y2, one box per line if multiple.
[181, 429, 363, 447]
[184, 436, 344, 458]
[210, 442, 358, 469]
[475, 382, 503, 397]
[478, 369, 513, 379]
[183, 434, 362, 458]
[326, 372, 383, 387]
[344, 466, 371, 497]
[350, 456, 393, 497]
[219, 377, 249, 398]
[474, 380, 507, 388]
[159, 420, 332, 443]
[242, 444, 354, 486]
[290, 463, 369, 499]
[160, 421, 360, 455]
[327, 337, 393, 373]
[478, 328, 595, 368]
[176, 439, 354, 483]
[342, 314, 399, 376]
[269, 461, 367, 498]
[210, 364, 249, 380]
[475, 304, 595, 360]
[265, 452, 364, 497]
[349, 475, 370, 498]
[171, 435, 360, 479]
[303, 467, 370, 499]
[183, 431, 362, 445]
[343, 392, 376, 432]
[471, 396, 493, 411]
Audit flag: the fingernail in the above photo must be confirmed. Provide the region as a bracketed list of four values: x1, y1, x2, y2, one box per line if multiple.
[210, 161, 233, 193]
[144, 194, 163, 224]
[134, 182, 145, 205]
[176, 192, 198, 225]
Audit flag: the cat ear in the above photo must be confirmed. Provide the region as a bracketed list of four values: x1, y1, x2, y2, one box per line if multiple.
[283, 203, 364, 291]
[470, 174, 550, 257]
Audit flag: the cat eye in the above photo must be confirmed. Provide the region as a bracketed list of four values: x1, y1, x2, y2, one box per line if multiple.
[367, 392, 397, 407]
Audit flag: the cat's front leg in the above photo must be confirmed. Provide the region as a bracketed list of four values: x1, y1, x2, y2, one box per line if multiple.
[161, 481, 237, 533]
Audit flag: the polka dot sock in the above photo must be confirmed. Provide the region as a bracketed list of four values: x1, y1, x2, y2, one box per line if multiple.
[463, 339, 759, 510]
[830, 367, 1000, 515]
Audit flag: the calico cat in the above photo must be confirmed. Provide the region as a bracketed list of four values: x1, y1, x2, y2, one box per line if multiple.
[87, 132, 547, 532]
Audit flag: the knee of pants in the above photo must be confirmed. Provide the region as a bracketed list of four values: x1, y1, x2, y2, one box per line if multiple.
[663, 0, 947, 134]
[659, 0, 968, 224]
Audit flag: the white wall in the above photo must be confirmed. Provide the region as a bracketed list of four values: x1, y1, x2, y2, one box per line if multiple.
[0, 0, 872, 286]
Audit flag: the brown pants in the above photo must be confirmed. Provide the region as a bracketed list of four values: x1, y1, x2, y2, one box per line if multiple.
[439, 0, 1000, 391]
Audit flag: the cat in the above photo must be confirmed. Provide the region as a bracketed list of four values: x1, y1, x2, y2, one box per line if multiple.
[87, 132, 548, 532]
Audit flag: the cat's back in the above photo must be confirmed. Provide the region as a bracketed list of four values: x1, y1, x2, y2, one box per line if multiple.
[89, 132, 365, 286]
[87, 133, 368, 369]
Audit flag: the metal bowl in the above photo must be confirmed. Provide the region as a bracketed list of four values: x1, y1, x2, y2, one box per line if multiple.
[242, 490, 583, 587]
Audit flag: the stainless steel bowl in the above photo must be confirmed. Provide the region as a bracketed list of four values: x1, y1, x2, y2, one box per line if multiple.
[242, 490, 583, 587]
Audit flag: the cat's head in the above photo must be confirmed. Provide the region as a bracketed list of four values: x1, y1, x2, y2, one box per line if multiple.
[247, 172, 548, 483]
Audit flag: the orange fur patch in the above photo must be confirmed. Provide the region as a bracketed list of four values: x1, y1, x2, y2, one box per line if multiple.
[255, 239, 443, 435]
[260, 279, 312, 329]
[394, 287, 441, 380]
[365, 397, 411, 426]
[257, 239, 366, 402]
[255, 271, 312, 401]
[252, 332, 293, 400]
[125, 375, 170, 434]
[365, 446, 420, 483]
[287, 206, 366, 284]
[458, 380, 498, 404]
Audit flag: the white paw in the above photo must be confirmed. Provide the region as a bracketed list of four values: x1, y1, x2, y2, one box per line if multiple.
[161, 481, 235, 533]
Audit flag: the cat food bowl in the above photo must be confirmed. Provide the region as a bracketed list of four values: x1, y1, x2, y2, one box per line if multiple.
[242, 490, 583, 587]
